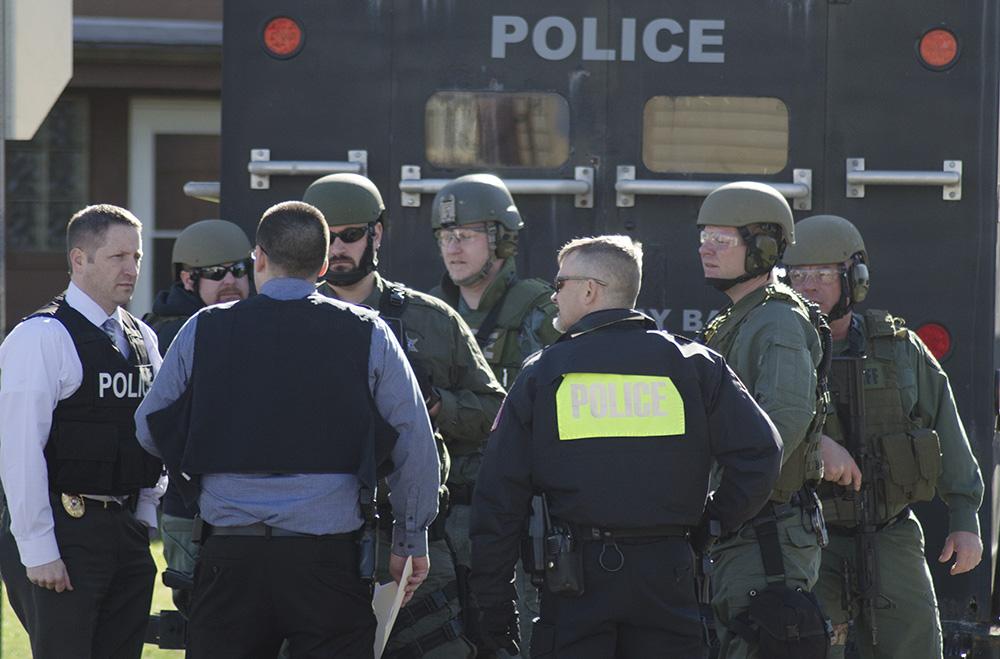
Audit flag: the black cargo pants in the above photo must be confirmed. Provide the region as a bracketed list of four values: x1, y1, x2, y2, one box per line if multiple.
[530, 536, 706, 658]
[0, 494, 156, 659]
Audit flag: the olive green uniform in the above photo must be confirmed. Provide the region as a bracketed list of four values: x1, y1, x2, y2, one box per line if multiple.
[320, 273, 505, 659]
[814, 311, 984, 659]
[432, 258, 560, 390]
[701, 282, 825, 659]
[432, 258, 559, 652]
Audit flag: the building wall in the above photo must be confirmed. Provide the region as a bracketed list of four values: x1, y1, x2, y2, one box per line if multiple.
[3, 3, 222, 330]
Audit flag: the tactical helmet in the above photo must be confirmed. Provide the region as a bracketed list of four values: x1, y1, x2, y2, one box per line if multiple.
[302, 173, 385, 226]
[783, 214, 870, 319]
[696, 181, 795, 244]
[782, 215, 867, 266]
[302, 173, 384, 286]
[172, 219, 252, 268]
[430, 174, 523, 232]
[696, 182, 795, 289]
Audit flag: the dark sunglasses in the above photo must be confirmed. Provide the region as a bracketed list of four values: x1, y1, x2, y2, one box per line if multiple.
[553, 275, 609, 293]
[194, 260, 251, 281]
[330, 225, 373, 244]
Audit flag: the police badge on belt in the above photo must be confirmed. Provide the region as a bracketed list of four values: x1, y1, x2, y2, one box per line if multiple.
[61, 493, 85, 518]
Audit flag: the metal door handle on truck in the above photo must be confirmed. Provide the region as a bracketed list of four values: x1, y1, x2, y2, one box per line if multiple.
[615, 166, 813, 211]
[247, 149, 368, 189]
[846, 158, 962, 200]
[399, 165, 594, 208]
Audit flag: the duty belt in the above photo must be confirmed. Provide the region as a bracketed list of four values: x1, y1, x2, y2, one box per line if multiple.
[576, 524, 690, 541]
[204, 522, 356, 540]
[827, 507, 910, 537]
[721, 487, 827, 548]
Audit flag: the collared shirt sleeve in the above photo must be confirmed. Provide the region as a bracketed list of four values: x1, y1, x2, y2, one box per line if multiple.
[0, 318, 80, 567]
[370, 319, 440, 557]
[134, 319, 166, 529]
[907, 332, 984, 535]
[134, 313, 199, 458]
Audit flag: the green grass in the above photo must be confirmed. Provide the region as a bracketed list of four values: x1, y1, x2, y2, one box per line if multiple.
[1, 539, 183, 658]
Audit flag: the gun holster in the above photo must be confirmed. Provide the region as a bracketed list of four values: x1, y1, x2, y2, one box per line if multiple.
[358, 488, 377, 583]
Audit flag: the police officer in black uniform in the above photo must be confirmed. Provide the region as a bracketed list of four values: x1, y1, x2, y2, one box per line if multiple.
[470, 235, 784, 658]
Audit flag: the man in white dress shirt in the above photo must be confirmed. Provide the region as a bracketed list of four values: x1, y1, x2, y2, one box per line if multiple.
[0, 204, 166, 659]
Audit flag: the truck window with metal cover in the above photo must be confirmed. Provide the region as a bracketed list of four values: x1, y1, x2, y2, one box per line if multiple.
[425, 91, 570, 168]
[642, 96, 789, 175]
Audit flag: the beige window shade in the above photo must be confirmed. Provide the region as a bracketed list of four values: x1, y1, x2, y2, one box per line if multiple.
[425, 92, 570, 168]
[643, 96, 789, 174]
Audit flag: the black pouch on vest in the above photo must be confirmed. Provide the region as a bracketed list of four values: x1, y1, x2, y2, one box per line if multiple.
[544, 527, 584, 596]
[742, 584, 830, 659]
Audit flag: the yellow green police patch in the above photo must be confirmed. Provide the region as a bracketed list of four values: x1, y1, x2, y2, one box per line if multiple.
[555, 373, 686, 440]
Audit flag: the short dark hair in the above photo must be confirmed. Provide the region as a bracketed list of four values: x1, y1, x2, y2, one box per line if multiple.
[558, 235, 644, 307]
[256, 201, 329, 279]
[66, 204, 143, 259]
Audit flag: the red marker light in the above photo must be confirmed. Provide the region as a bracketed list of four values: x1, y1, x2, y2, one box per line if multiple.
[263, 17, 303, 59]
[918, 28, 959, 70]
[915, 322, 952, 361]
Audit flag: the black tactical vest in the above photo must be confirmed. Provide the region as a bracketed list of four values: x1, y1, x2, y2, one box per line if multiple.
[528, 309, 713, 528]
[34, 294, 161, 495]
[181, 293, 377, 476]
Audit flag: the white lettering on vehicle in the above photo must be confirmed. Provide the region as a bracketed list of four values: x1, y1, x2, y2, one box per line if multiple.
[491, 16, 725, 63]
[638, 309, 720, 332]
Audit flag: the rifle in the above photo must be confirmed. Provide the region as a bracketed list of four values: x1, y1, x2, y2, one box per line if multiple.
[829, 357, 892, 645]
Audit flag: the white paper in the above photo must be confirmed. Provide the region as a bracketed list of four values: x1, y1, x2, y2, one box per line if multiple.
[373, 555, 413, 658]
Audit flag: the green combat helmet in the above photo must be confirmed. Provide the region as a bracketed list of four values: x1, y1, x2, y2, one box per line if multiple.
[431, 174, 522, 285]
[696, 181, 795, 290]
[303, 173, 385, 286]
[783, 214, 870, 319]
[172, 219, 252, 280]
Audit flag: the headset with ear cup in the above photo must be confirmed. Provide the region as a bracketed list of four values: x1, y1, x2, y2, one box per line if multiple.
[845, 253, 870, 303]
[738, 224, 784, 276]
[495, 228, 519, 259]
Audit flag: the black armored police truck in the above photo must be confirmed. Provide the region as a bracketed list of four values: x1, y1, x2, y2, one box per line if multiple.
[204, 1, 1000, 655]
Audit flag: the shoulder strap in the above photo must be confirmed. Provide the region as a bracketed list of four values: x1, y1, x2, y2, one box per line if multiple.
[754, 515, 786, 580]
[863, 309, 906, 339]
[475, 287, 511, 348]
[378, 283, 409, 319]
[376, 284, 409, 347]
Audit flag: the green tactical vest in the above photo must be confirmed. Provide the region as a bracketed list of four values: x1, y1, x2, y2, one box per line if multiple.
[475, 277, 554, 385]
[820, 310, 942, 526]
[701, 283, 826, 503]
